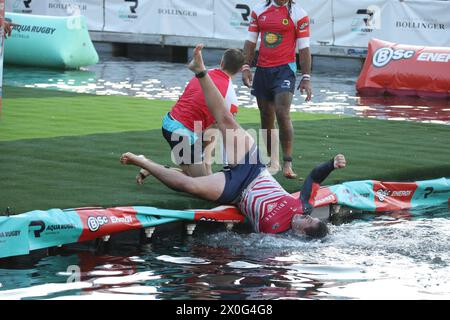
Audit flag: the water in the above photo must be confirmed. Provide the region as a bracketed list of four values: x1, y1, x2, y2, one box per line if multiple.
[1, 57, 449, 299]
[0, 206, 449, 300]
[4, 57, 450, 125]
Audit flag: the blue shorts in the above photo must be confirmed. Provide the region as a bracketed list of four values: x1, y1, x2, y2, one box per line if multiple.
[162, 113, 204, 165]
[216, 145, 266, 205]
[251, 63, 297, 101]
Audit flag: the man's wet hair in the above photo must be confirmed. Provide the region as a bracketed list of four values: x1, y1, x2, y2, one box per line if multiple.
[222, 48, 245, 75]
[304, 220, 329, 239]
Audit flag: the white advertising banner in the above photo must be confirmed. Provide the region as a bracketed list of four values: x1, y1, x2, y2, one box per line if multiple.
[45, 0, 104, 31]
[213, 0, 259, 41]
[105, 0, 214, 37]
[333, 0, 389, 47]
[383, 0, 450, 47]
[301, 0, 333, 46]
[156, 0, 214, 37]
[5, 0, 47, 15]
[104, 0, 158, 34]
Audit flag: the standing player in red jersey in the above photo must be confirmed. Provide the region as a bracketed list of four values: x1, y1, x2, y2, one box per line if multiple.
[242, 0, 312, 179]
[121, 45, 345, 239]
[135, 48, 245, 184]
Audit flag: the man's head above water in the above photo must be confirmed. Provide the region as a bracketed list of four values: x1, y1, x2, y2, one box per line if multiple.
[291, 214, 329, 238]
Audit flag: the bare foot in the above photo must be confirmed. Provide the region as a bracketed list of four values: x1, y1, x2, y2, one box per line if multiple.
[188, 44, 206, 74]
[120, 153, 148, 166]
[334, 154, 346, 169]
[267, 161, 280, 175]
[283, 162, 298, 179]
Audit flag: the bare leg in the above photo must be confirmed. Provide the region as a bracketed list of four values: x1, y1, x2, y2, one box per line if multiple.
[274, 91, 297, 179]
[121, 152, 225, 201]
[257, 98, 280, 173]
[180, 163, 209, 177]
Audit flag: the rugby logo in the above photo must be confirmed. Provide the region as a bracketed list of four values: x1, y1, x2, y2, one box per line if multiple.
[372, 47, 415, 68]
[12, 0, 32, 13]
[125, 0, 138, 14]
[236, 4, 250, 21]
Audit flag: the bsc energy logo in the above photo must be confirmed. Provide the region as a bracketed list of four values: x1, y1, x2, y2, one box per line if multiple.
[87, 216, 109, 232]
[372, 47, 415, 68]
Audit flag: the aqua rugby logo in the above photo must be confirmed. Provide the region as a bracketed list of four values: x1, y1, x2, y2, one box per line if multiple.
[230, 4, 251, 28]
[29, 220, 75, 238]
[119, 0, 138, 19]
[352, 6, 381, 33]
[372, 47, 415, 68]
[125, 0, 138, 14]
[12, 0, 32, 13]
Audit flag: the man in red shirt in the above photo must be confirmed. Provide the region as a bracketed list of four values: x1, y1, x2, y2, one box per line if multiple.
[121, 45, 345, 239]
[242, 0, 313, 179]
[136, 48, 244, 183]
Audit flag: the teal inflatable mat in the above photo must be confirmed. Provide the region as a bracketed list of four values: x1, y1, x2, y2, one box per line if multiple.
[4, 12, 99, 69]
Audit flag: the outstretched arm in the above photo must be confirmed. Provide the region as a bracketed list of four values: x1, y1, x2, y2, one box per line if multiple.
[300, 154, 346, 215]
[189, 44, 255, 165]
[188, 44, 240, 132]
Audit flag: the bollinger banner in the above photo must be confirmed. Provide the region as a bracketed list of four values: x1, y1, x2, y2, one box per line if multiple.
[104, 0, 214, 37]
[382, 0, 450, 47]
[45, 0, 104, 31]
[3, 0, 450, 49]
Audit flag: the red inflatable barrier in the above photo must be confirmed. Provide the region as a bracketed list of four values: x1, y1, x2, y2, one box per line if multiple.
[356, 38, 450, 98]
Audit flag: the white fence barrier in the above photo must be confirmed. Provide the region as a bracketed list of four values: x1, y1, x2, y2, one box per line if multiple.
[6, 0, 450, 48]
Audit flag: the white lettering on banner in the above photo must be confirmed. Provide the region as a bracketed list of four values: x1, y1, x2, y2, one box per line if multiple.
[87, 215, 133, 232]
[372, 47, 415, 68]
[396, 21, 445, 31]
[417, 52, 450, 63]
[391, 190, 412, 197]
[110, 216, 133, 224]
[158, 8, 198, 17]
[48, 3, 87, 11]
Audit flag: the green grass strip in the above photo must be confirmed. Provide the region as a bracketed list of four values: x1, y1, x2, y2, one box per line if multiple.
[0, 86, 338, 142]
[0, 86, 449, 214]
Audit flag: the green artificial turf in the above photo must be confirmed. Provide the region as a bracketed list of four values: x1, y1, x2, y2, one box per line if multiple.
[1, 86, 449, 214]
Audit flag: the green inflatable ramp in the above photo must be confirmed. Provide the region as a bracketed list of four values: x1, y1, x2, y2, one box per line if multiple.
[4, 12, 99, 69]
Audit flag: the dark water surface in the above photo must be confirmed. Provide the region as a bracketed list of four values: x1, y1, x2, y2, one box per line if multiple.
[4, 57, 449, 125]
[0, 206, 449, 300]
[1, 58, 449, 299]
